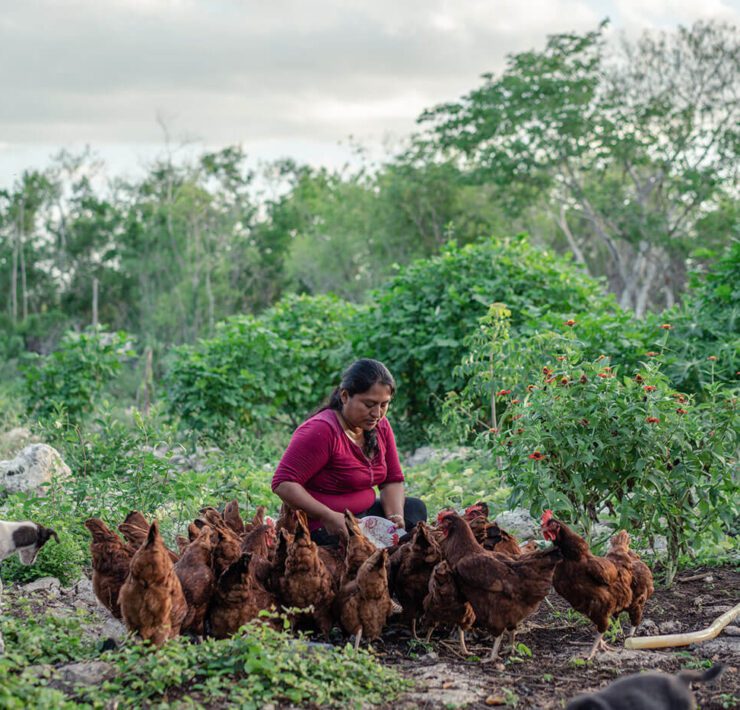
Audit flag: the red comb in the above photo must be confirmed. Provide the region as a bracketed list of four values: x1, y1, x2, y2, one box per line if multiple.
[436, 510, 454, 524]
[541, 510, 554, 525]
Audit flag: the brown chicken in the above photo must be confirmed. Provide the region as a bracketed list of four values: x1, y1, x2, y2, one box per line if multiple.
[279, 511, 336, 635]
[223, 500, 245, 536]
[246, 505, 266, 532]
[118, 511, 179, 563]
[389, 522, 441, 638]
[241, 523, 277, 587]
[176, 535, 191, 555]
[464, 502, 523, 557]
[626, 544, 654, 634]
[423, 560, 476, 654]
[541, 511, 652, 658]
[119, 521, 188, 646]
[438, 511, 562, 660]
[275, 503, 297, 537]
[174, 525, 216, 636]
[337, 548, 393, 649]
[266, 528, 291, 595]
[85, 518, 134, 619]
[207, 552, 278, 638]
[343, 509, 376, 583]
[212, 524, 243, 578]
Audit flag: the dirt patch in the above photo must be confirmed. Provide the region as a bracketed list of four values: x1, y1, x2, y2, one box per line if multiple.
[380, 566, 739, 709]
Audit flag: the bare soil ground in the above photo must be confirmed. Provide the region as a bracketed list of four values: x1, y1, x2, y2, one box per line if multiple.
[381, 565, 739, 709]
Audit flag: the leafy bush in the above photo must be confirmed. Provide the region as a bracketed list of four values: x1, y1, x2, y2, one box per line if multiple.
[454, 322, 738, 584]
[642, 242, 739, 396]
[352, 235, 626, 446]
[164, 294, 357, 442]
[22, 328, 135, 421]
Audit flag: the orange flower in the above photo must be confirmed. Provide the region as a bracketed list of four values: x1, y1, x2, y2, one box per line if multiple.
[496, 389, 511, 397]
[597, 373, 609, 379]
[643, 385, 656, 392]
[544, 377, 555, 384]
[515, 428, 524, 435]
[543, 367, 553, 376]
[529, 451, 546, 461]
[646, 417, 660, 424]
[673, 393, 687, 403]
[560, 377, 569, 386]
[676, 408, 687, 415]
[527, 384, 536, 392]
[646, 352, 659, 357]
[660, 324, 672, 330]
[511, 398, 520, 404]
[564, 319, 576, 327]
[579, 418, 590, 427]
[597, 354, 606, 361]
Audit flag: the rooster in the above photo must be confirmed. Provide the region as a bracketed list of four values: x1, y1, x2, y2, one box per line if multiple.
[541, 510, 652, 658]
[438, 511, 562, 660]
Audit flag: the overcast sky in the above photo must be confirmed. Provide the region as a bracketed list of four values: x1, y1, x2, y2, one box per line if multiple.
[1, 0, 738, 188]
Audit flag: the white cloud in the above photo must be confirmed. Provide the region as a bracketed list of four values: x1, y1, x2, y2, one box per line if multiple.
[0, 0, 737, 185]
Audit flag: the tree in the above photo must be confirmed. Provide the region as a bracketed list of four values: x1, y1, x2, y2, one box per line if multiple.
[421, 21, 739, 315]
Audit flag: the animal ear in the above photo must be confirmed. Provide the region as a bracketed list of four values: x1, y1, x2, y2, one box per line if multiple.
[12, 524, 38, 548]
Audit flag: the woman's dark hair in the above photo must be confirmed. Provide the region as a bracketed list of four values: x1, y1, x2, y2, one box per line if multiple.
[325, 358, 395, 459]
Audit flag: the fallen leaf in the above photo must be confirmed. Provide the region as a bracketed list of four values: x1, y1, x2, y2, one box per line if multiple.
[485, 695, 505, 706]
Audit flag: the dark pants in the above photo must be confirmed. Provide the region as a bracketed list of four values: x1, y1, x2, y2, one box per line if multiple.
[311, 496, 427, 547]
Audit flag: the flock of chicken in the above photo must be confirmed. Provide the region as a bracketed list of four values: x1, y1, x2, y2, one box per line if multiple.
[84, 500, 654, 660]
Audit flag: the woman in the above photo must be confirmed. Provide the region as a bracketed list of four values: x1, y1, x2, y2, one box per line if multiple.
[272, 358, 426, 544]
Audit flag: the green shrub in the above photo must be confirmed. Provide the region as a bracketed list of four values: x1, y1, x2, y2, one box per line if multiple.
[642, 242, 739, 396]
[0, 599, 409, 709]
[164, 293, 357, 442]
[22, 328, 136, 422]
[455, 324, 738, 584]
[352, 235, 626, 446]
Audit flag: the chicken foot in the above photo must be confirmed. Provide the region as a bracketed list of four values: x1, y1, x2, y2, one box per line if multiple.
[585, 632, 613, 660]
[481, 633, 503, 663]
[411, 617, 419, 640]
[353, 626, 363, 651]
[424, 624, 437, 643]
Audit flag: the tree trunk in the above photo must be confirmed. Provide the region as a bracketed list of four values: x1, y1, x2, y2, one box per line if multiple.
[19, 200, 28, 321]
[92, 277, 99, 327]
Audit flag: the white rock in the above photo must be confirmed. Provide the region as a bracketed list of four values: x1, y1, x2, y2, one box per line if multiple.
[494, 508, 539, 540]
[69, 577, 98, 606]
[0, 444, 71, 494]
[21, 576, 61, 594]
[0, 427, 39, 456]
[100, 617, 128, 642]
[58, 661, 113, 685]
[405, 446, 472, 467]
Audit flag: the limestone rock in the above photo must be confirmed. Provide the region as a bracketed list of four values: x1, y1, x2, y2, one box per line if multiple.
[58, 661, 114, 686]
[494, 508, 539, 540]
[0, 444, 71, 494]
[21, 576, 61, 595]
[405, 446, 472, 467]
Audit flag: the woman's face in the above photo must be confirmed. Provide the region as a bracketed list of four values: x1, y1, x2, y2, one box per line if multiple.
[341, 382, 393, 431]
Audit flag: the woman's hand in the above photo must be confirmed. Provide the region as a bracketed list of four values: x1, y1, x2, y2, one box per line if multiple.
[322, 510, 349, 541]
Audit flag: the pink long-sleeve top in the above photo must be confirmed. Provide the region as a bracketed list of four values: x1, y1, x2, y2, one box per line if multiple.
[272, 409, 405, 530]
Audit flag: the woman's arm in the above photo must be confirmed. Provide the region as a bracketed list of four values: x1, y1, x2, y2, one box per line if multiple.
[380, 481, 405, 528]
[273, 482, 348, 539]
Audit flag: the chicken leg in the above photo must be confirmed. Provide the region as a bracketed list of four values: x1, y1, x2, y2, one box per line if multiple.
[425, 624, 437, 643]
[586, 632, 612, 660]
[458, 627, 470, 656]
[483, 633, 503, 662]
[353, 626, 363, 651]
[411, 617, 418, 640]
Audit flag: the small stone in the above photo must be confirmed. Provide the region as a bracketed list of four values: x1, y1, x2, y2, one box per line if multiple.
[485, 694, 506, 705]
[420, 651, 439, 662]
[69, 577, 97, 606]
[21, 576, 61, 594]
[637, 619, 659, 636]
[58, 661, 113, 685]
[722, 626, 740, 637]
[658, 621, 683, 634]
[100, 617, 128, 642]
